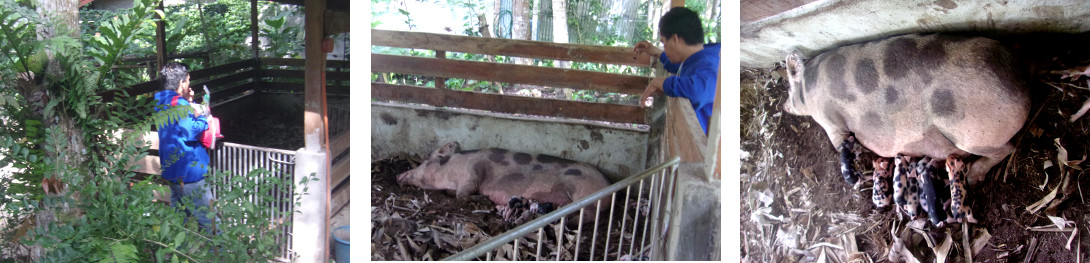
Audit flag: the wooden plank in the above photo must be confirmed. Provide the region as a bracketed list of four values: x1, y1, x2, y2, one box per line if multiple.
[211, 81, 256, 100]
[189, 59, 258, 80]
[193, 70, 256, 90]
[100, 81, 160, 102]
[664, 97, 706, 163]
[263, 69, 349, 82]
[260, 58, 349, 69]
[372, 83, 647, 124]
[330, 153, 349, 191]
[262, 82, 349, 95]
[330, 180, 349, 215]
[372, 54, 648, 95]
[330, 131, 349, 158]
[130, 155, 161, 175]
[372, 29, 651, 67]
[741, 0, 817, 23]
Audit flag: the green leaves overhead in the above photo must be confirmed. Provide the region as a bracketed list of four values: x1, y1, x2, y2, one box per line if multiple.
[87, 0, 161, 86]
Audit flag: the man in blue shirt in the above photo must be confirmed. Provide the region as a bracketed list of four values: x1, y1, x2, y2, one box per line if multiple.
[154, 62, 219, 235]
[634, 7, 720, 135]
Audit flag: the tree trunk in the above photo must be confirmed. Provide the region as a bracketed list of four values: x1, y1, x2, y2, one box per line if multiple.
[25, 0, 86, 260]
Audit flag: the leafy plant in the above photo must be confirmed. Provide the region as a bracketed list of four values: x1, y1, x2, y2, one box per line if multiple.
[0, 0, 316, 261]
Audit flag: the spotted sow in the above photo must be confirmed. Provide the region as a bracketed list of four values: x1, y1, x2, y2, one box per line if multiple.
[783, 33, 1031, 184]
[397, 141, 612, 223]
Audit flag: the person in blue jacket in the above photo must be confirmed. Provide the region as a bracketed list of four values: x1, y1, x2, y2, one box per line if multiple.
[155, 62, 218, 235]
[634, 7, 720, 135]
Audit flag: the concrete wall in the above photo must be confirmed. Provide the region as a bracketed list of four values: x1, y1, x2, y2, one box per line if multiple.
[371, 102, 649, 182]
[741, 0, 1090, 67]
[665, 163, 721, 260]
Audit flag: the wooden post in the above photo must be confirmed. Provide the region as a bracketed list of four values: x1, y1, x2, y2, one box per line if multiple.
[704, 68, 721, 180]
[435, 50, 445, 89]
[251, 0, 259, 58]
[292, 0, 329, 262]
[671, 0, 686, 7]
[154, 0, 166, 73]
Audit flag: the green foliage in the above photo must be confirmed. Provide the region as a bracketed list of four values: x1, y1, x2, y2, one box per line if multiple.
[0, 0, 316, 261]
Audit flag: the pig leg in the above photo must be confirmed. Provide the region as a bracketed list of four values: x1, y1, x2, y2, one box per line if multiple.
[963, 143, 1015, 185]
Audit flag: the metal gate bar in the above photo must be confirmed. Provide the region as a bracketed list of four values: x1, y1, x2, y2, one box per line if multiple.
[443, 156, 681, 261]
[210, 142, 297, 261]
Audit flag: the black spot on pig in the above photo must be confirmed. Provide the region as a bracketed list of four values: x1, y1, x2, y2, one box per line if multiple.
[980, 45, 1023, 96]
[489, 149, 509, 165]
[863, 111, 884, 128]
[854, 59, 878, 94]
[883, 38, 918, 80]
[460, 149, 480, 154]
[930, 89, 957, 117]
[885, 86, 899, 103]
[473, 161, 493, 177]
[513, 153, 532, 165]
[501, 172, 527, 183]
[919, 38, 948, 69]
[438, 156, 451, 166]
[380, 113, 398, 125]
[824, 54, 854, 102]
[564, 169, 583, 176]
[822, 105, 847, 127]
[533, 165, 543, 170]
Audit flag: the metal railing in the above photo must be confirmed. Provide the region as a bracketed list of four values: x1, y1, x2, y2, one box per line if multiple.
[444, 156, 681, 261]
[210, 142, 297, 262]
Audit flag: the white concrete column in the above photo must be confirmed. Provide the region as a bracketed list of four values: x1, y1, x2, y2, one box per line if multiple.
[292, 149, 329, 262]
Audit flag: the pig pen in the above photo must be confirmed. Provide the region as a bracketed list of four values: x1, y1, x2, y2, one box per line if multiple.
[371, 29, 719, 260]
[108, 58, 351, 262]
[741, 32, 1090, 262]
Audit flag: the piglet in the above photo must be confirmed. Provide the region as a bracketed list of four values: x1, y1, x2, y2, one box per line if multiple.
[871, 157, 893, 210]
[397, 142, 612, 223]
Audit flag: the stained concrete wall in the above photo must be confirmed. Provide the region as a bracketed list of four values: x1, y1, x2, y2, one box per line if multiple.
[665, 163, 722, 260]
[371, 102, 649, 182]
[741, 0, 1090, 67]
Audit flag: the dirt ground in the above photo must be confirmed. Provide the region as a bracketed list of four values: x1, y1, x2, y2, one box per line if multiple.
[740, 33, 1090, 263]
[370, 155, 652, 261]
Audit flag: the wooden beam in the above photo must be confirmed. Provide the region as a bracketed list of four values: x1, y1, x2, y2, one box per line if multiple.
[330, 153, 349, 190]
[154, 0, 166, 73]
[372, 83, 647, 124]
[372, 29, 651, 67]
[262, 82, 349, 95]
[251, 0, 259, 58]
[330, 180, 349, 215]
[188, 59, 258, 80]
[260, 57, 349, 69]
[330, 131, 349, 158]
[664, 97, 706, 162]
[296, 0, 329, 261]
[263, 69, 349, 82]
[192, 70, 256, 91]
[372, 54, 648, 95]
[131, 155, 161, 175]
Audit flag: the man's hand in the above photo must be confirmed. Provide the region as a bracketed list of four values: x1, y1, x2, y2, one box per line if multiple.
[633, 41, 662, 62]
[640, 76, 668, 107]
[191, 103, 207, 117]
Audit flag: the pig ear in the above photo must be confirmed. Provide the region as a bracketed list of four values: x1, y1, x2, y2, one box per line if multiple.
[785, 50, 807, 79]
[437, 142, 460, 157]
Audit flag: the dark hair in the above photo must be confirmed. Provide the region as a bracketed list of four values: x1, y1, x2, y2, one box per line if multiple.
[659, 7, 704, 46]
[160, 62, 189, 91]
